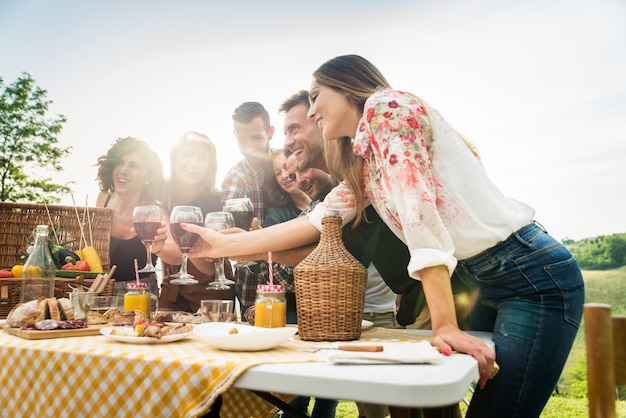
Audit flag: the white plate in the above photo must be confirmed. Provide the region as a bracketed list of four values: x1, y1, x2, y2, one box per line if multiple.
[193, 323, 297, 351]
[165, 322, 196, 329]
[100, 327, 192, 344]
[362, 320, 374, 329]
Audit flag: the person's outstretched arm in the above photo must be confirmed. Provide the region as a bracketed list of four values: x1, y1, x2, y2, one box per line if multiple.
[184, 216, 320, 259]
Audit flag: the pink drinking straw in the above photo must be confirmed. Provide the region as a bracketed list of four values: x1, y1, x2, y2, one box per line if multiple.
[268, 252, 273, 285]
[134, 258, 140, 284]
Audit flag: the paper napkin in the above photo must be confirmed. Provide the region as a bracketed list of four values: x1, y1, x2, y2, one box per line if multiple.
[318, 340, 443, 365]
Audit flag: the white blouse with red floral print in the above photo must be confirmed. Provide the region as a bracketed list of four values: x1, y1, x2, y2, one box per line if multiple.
[308, 90, 534, 280]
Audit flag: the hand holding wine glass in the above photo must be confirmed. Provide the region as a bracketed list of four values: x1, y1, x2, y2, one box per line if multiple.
[133, 205, 162, 272]
[223, 198, 256, 268]
[204, 212, 236, 290]
[170, 205, 203, 285]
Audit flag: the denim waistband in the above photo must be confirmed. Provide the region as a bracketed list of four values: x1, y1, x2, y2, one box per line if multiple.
[458, 221, 547, 268]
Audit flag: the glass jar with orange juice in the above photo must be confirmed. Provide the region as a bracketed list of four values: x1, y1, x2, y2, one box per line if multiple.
[254, 284, 286, 328]
[124, 282, 158, 320]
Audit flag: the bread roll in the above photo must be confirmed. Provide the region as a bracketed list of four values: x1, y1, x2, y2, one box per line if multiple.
[6, 298, 45, 327]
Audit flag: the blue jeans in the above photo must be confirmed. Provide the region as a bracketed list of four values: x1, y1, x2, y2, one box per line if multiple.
[454, 222, 584, 418]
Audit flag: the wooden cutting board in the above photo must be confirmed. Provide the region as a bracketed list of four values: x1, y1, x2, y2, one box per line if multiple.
[3, 323, 109, 340]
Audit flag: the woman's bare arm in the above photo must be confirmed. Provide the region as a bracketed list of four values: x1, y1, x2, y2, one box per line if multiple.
[420, 265, 496, 390]
[233, 243, 318, 266]
[184, 216, 320, 259]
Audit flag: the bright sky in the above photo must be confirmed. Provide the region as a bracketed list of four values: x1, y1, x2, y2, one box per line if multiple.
[1, 0, 625, 241]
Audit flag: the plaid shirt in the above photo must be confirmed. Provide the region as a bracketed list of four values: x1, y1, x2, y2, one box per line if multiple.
[235, 203, 302, 310]
[234, 261, 294, 310]
[221, 158, 269, 310]
[220, 158, 266, 225]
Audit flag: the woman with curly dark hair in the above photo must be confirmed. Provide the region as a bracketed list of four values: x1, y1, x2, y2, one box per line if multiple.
[95, 136, 168, 297]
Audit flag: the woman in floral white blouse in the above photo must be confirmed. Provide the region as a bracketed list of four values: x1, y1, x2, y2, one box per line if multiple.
[183, 55, 584, 417]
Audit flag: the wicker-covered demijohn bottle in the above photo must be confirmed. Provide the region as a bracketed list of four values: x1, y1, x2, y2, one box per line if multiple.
[294, 210, 367, 341]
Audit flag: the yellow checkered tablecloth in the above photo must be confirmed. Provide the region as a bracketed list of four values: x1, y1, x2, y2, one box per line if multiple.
[0, 329, 321, 418]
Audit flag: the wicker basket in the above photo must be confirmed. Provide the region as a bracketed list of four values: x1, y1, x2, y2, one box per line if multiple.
[0, 202, 111, 271]
[293, 215, 367, 341]
[0, 277, 115, 319]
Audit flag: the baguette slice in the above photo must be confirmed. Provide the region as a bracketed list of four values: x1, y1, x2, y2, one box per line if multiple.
[113, 311, 135, 326]
[87, 311, 108, 325]
[47, 297, 60, 321]
[37, 298, 49, 322]
[103, 308, 120, 322]
[133, 310, 148, 325]
[57, 297, 74, 320]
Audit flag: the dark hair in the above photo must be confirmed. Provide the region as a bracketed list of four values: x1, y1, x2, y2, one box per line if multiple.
[279, 90, 310, 114]
[232, 101, 271, 130]
[165, 131, 220, 212]
[96, 137, 164, 204]
[265, 148, 292, 206]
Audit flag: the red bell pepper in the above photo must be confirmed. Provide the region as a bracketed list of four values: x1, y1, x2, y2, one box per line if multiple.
[61, 260, 90, 271]
[0, 269, 13, 278]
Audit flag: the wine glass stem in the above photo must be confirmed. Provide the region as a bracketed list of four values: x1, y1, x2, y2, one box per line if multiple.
[215, 258, 225, 282]
[180, 252, 190, 277]
[145, 244, 154, 269]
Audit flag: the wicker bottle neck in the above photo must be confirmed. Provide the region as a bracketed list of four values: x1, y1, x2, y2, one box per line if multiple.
[320, 216, 342, 244]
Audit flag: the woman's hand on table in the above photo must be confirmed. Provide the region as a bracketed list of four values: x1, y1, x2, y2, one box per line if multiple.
[431, 324, 496, 390]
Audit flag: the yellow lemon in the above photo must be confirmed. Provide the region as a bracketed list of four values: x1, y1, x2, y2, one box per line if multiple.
[11, 265, 23, 278]
[24, 266, 43, 277]
[134, 323, 144, 337]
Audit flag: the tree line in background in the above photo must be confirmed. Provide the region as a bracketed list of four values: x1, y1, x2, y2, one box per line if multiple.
[0, 72, 71, 203]
[563, 233, 626, 270]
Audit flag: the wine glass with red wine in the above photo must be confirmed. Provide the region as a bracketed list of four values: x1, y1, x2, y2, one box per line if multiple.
[204, 212, 236, 290]
[223, 198, 254, 230]
[169, 205, 203, 285]
[223, 198, 256, 268]
[133, 205, 162, 273]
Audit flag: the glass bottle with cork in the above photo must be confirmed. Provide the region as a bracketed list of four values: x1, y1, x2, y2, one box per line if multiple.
[20, 225, 56, 303]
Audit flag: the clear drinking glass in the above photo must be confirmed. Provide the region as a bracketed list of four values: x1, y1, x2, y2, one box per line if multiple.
[132, 205, 162, 272]
[223, 198, 256, 268]
[204, 211, 236, 290]
[169, 205, 203, 285]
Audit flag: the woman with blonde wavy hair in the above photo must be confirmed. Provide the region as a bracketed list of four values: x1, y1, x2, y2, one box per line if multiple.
[157, 131, 235, 313]
[181, 55, 584, 418]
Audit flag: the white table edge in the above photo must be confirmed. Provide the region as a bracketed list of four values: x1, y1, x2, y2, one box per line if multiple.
[233, 330, 492, 408]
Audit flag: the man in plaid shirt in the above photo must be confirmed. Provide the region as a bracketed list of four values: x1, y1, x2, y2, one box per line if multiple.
[220, 101, 275, 316]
